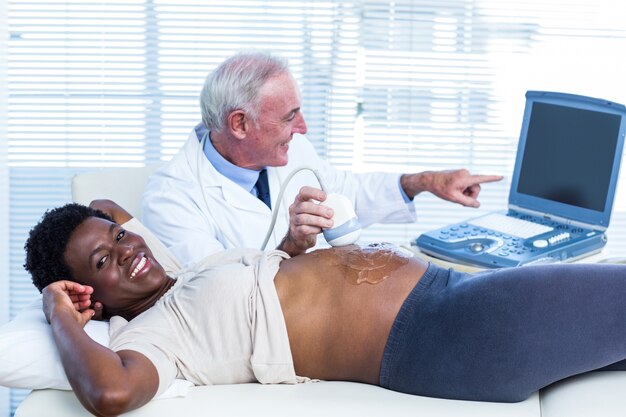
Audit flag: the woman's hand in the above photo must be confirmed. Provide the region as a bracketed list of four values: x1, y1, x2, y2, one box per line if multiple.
[42, 280, 95, 326]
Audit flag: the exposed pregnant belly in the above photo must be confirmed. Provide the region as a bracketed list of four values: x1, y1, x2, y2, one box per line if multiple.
[274, 244, 429, 384]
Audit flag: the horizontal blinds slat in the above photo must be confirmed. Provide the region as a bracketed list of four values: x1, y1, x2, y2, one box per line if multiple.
[10, 390, 31, 417]
[8, 1, 358, 160]
[0, 0, 9, 330]
[9, 169, 73, 316]
[0, 2, 10, 414]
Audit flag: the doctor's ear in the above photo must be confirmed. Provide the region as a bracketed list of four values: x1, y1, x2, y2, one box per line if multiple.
[227, 110, 248, 140]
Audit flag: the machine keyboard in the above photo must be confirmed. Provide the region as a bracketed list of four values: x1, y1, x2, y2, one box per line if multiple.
[468, 213, 553, 239]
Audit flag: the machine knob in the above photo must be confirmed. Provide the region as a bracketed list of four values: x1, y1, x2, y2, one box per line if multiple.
[469, 242, 484, 253]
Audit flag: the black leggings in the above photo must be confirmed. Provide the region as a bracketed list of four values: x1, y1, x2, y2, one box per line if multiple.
[379, 262, 626, 402]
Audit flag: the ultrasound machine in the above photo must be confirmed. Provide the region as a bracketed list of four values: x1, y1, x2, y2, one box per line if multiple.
[413, 91, 626, 268]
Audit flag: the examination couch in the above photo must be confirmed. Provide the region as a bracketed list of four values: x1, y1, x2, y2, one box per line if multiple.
[9, 166, 626, 416]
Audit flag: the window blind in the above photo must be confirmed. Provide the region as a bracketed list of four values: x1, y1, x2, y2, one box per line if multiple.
[352, 0, 626, 244]
[3, 1, 626, 415]
[0, 1, 9, 414]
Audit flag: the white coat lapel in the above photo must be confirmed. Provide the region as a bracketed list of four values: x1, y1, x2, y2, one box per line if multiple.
[183, 132, 271, 214]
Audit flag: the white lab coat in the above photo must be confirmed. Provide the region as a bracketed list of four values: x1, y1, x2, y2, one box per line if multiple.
[141, 129, 416, 266]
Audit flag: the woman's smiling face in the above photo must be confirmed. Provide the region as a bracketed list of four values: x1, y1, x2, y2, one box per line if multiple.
[63, 216, 169, 318]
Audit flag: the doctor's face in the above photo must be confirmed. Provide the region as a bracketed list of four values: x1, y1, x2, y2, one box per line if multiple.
[64, 217, 168, 318]
[245, 72, 308, 170]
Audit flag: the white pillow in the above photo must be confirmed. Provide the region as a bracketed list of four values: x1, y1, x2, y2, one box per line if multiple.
[0, 297, 109, 390]
[0, 217, 190, 397]
[0, 300, 193, 398]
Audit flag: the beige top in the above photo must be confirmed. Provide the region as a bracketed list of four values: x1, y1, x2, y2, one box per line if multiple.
[109, 242, 304, 397]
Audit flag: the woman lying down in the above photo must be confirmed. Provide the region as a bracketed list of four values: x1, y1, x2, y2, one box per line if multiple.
[24, 200, 626, 416]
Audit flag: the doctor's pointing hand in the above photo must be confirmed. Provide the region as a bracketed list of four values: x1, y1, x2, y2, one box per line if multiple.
[141, 51, 502, 266]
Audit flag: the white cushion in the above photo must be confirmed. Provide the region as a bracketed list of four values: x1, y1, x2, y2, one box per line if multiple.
[16, 382, 541, 417]
[71, 164, 160, 219]
[541, 371, 626, 417]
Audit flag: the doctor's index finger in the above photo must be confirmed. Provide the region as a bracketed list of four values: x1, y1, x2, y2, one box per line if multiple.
[471, 174, 503, 185]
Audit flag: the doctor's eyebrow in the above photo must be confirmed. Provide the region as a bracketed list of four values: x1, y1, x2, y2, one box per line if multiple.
[283, 108, 300, 121]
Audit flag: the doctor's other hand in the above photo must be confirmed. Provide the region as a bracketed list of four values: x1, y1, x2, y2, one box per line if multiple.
[401, 169, 503, 208]
[278, 186, 334, 257]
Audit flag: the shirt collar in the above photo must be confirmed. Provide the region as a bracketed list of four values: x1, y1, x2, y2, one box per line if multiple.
[195, 122, 261, 192]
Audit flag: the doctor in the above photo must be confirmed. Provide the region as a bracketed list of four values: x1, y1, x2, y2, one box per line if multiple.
[141, 51, 502, 266]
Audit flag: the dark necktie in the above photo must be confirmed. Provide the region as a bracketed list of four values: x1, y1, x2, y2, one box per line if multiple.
[255, 169, 271, 209]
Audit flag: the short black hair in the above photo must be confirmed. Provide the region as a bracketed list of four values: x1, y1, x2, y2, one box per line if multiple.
[24, 203, 112, 292]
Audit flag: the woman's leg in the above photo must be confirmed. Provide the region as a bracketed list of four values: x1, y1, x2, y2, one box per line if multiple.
[380, 262, 626, 402]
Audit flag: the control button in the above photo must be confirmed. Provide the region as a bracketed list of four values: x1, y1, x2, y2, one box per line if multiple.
[532, 239, 548, 248]
[499, 251, 510, 256]
[548, 232, 570, 245]
[469, 242, 484, 253]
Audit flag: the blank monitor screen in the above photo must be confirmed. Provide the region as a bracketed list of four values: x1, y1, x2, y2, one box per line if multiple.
[516, 101, 621, 212]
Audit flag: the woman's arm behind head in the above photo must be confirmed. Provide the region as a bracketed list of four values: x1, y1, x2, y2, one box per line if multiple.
[89, 199, 133, 224]
[43, 280, 159, 416]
